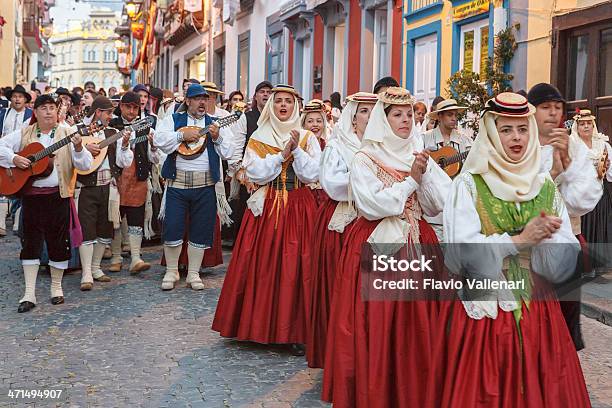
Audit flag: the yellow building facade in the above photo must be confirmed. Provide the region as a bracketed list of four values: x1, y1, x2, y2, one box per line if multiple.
[0, 0, 18, 86]
[50, 9, 123, 90]
[402, 0, 612, 135]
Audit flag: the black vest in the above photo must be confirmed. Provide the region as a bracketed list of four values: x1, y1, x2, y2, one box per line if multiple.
[109, 116, 152, 181]
[245, 108, 261, 149]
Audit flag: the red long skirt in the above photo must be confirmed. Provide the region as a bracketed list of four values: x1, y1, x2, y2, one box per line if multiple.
[311, 188, 329, 208]
[440, 282, 591, 407]
[322, 217, 447, 407]
[160, 216, 223, 268]
[306, 199, 353, 368]
[212, 187, 317, 344]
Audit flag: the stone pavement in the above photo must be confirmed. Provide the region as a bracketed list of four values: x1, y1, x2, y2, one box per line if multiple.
[0, 231, 611, 407]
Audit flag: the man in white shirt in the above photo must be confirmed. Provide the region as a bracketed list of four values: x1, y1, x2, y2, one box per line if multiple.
[527, 82, 603, 351]
[77, 96, 133, 291]
[154, 84, 234, 291]
[0, 85, 34, 236]
[0, 85, 33, 136]
[0, 94, 93, 312]
[422, 99, 473, 241]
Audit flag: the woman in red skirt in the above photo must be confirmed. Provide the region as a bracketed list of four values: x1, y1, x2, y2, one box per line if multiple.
[440, 92, 590, 407]
[306, 92, 377, 368]
[322, 87, 452, 407]
[212, 85, 321, 356]
[301, 100, 329, 207]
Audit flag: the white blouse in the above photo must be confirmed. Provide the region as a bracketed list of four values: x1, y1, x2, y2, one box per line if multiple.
[350, 153, 451, 221]
[243, 132, 321, 185]
[319, 142, 350, 202]
[540, 138, 602, 217]
[443, 172, 580, 319]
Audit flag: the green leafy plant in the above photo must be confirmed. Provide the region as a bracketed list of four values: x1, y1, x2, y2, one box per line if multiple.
[446, 24, 519, 133]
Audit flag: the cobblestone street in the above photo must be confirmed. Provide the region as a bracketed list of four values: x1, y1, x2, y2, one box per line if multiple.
[0, 230, 610, 407]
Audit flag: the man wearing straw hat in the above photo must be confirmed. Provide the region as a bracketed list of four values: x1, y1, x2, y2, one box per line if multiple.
[421, 98, 473, 159]
[201, 81, 230, 119]
[422, 98, 473, 241]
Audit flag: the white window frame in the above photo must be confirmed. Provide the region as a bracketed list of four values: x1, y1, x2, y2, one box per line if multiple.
[459, 19, 489, 75]
[373, 9, 388, 81]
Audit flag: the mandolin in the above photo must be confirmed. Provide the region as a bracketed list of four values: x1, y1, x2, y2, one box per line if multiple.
[75, 116, 155, 176]
[429, 145, 470, 178]
[177, 111, 243, 159]
[597, 147, 609, 179]
[0, 121, 105, 196]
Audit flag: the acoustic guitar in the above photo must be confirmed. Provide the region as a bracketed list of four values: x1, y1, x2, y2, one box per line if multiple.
[429, 145, 470, 178]
[75, 116, 154, 176]
[177, 111, 243, 159]
[0, 121, 105, 196]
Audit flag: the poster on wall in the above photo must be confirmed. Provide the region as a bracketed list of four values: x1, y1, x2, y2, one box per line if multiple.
[480, 26, 489, 78]
[463, 31, 474, 72]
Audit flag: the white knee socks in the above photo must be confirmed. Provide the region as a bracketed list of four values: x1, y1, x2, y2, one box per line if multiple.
[161, 244, 182, 289]
[186, 244, 205, 290]
[0, 201, 8, 232]
[20, 264, 39, 304]
[91, 242, 107, 279]
[79, 243, 94, 284]
[50, 266, 64, 298]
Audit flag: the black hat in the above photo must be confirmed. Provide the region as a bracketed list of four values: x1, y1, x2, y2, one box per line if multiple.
[88, 96, 114, 116]
[7, 85, 32, 102]
[373, 76, 399, 94]
[33, 94, 58, 109]
[120, 91, 140, 106]
[150, 87, 163, 100]
[527, 83, 565, 107]
[255, 81, 273, 93]
[55, 87, 78, 105]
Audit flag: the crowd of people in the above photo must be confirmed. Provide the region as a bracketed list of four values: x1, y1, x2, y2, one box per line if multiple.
[1, 73, 610, 407]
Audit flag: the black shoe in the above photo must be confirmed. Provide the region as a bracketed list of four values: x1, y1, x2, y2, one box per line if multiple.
[17, 301, 36, 313]
[290, 343, 305, 357]
[51, 296, 64, 305]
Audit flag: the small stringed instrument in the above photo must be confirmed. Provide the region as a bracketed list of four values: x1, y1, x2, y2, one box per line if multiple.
[597, 147, 609, 179]
[0, 121, 104, 196]
[75, 116, 154, 175]
[177, 111, 243, 159]
[429, 145, 470, 178]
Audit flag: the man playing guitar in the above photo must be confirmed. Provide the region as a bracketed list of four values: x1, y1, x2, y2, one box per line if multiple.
[77, 96, 133, 291]
[421, 98, 473, 240]
[154, 84, 234, 291]
[108, 91, 161, 273]
[0, 94, 93, 313]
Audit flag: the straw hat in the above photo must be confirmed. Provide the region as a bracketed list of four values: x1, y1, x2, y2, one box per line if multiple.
[201, 81, 224, 95]
[573, 109, 596, 122]
[377, 87, 415, 105]
[481, 92, 536, 118]
[429, 98, 468, 119]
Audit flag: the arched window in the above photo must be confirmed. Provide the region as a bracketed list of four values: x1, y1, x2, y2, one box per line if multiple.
[83, 45, 89, 62]
[88, 46, 97, 62]
[68, 75, 73, 89]
[67, 45, 73, 64]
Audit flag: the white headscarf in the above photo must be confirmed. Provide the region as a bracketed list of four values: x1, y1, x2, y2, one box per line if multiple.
[359, 100, 421, 172]
[326, 99, 359, 165]
[250, 90, 303, 149]
[462, 112, 544, 202]
[570, 117, 608, 162]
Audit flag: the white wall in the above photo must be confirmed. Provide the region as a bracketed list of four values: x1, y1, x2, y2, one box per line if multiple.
[223, 1, 282, 97]
[171, 32, 209, 85]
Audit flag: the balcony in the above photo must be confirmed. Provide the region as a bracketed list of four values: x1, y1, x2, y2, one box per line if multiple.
[405, 0, 443, 20]
[165, 9, 206, 46]
[22, 17, 42, 51]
